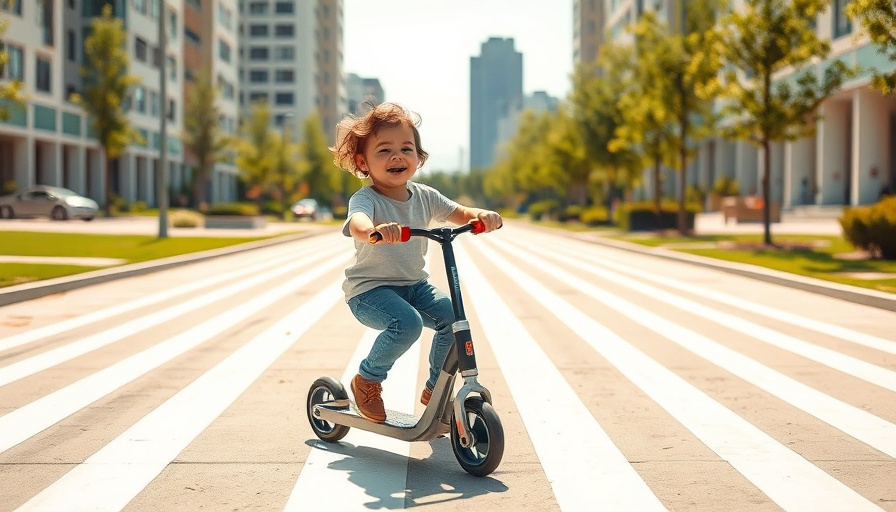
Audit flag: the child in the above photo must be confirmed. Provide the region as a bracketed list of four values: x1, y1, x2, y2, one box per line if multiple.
[330, 102, 502, 423]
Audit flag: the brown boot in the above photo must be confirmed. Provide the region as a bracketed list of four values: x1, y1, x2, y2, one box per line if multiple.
[420, 385, 433, 406]
[351, 374, 386, 423]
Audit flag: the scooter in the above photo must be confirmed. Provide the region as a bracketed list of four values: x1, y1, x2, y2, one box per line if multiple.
[306, 220, 504, 477]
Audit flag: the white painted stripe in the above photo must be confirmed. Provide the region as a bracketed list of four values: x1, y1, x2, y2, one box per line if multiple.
[455, 245, 667, 511]
[0, 234, 337, 352]
[0, 244, 345, 387]
[0, 252, 350, 454]
[515, 235, 896, 392]
[494, 236, 896, 459]
[16, 282, 345, 512]
[472, 240, 883, 512]
[549, 228, 896, 355]
[285, 328, 420, 511]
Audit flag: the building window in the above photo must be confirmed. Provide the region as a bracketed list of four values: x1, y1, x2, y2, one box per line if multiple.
[249, 24, 268, 37]
[274, 46, 294, 60]
[167, 56, 176, 81]
[274, 24, 294, 37]
[249, 70, 269, 83]
[135, 37, 148, 61]
[133, 0, 146, 14]
[150, 90, 159, 116]
[1, 44, 24, 80]
[36, 56, 51, 92]
[67, 30, 77, 61]
[134, 86, 146, 112]
[275, 1, 294, 14]
[218, 39, 231, 63]
[275, 92, 294, 105]
[249, 91, 268, 103]
[249, 2, 268, 14]
[833, 0, 852, 38]
[249, 46, 269, 60]
[275, 69, 294, 83]
[185, 28, 201, 46]
[167, 98, 176, 121]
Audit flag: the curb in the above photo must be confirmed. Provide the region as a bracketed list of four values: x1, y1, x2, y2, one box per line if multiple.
[0, 228, 330, 308]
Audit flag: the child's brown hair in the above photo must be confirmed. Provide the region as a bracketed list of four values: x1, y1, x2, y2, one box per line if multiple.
[330, 102, 429, 178]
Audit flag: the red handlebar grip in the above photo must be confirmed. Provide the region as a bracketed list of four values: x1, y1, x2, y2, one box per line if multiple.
[400, 226, 411, 242]
[471, 220, 486, 234]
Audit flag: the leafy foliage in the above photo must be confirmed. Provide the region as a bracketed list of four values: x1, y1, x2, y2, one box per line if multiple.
[182, 71, 232, 208]
[846, 0, 896, 95]
[839, 196, 896, 259]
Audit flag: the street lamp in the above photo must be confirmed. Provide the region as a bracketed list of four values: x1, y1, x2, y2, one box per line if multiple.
[157, 2, 169, 239]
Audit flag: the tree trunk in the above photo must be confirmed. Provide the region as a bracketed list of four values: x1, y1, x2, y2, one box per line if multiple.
[678, 142, 688, 235]
[103, 150, 113, 217]
[653, 157, 662, 229]
[762, 138, 773, 246]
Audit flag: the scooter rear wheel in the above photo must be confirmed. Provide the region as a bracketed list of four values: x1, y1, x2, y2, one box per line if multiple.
[307, 377, 350, 442]
[450, 397, 504, 477]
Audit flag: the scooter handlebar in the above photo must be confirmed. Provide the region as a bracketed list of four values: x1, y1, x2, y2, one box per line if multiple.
[369, 220, 486, 244]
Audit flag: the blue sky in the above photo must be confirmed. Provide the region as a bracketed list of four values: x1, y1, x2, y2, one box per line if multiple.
[343, 1, 574, 173]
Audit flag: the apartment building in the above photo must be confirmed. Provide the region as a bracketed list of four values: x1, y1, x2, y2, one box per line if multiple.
[594, 0, 895, 209]
[573, 0, 604, 66]
[345, 72, 383, 116]
[315, 0, 344, 143]
[470, 37, 523, 171]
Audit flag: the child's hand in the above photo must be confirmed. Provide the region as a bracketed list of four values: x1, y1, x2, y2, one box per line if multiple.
[475, 211, 503, 233]
[369, 222, 403, 244]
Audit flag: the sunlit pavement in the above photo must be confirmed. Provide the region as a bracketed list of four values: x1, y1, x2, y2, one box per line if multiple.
[0, 216, 332, 238]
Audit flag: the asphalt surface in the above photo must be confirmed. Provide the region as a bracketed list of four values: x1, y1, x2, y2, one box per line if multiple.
[2, 213, 894, 312]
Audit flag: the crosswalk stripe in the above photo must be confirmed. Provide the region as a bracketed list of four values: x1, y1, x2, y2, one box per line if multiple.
[472, 240, 883, 512]
[491, 236, 896, 459]
[513, 234, 896, 392]
[554, 229, 896, 355]
[286, 328, 420, 510]
[0, 243, 345, 387]
[455, 244, 667, 511]
[0, 253, 350, 454]
[15, 281, 345, 512]
[0, 235, 337, 352]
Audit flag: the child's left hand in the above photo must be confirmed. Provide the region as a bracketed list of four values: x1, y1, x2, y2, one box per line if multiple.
[475, 210, 503, 233]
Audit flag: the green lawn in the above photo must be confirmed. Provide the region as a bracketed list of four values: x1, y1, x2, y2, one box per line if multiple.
[611, 233, 896, 294]
[0, 232, 271, 288]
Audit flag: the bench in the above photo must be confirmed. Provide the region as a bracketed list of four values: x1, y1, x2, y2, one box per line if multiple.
[721, 196, 781, 224]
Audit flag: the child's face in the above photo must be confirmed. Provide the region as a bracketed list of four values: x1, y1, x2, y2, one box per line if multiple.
[356, 123, 420, 191]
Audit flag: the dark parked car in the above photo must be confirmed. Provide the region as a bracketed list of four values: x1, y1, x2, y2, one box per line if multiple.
[0, 185, 99, 221]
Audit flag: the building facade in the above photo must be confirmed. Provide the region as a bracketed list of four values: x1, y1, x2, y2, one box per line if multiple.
[470, 37, 523, 171]
[593, 0, 895, 209]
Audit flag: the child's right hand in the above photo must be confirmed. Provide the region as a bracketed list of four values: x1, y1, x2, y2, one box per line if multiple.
[369, 222, 403, 245]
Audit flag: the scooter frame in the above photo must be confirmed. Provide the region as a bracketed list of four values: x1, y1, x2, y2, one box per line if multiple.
[309, 221, 502, 462]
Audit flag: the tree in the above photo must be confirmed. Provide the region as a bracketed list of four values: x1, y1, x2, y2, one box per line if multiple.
[719, 0, 856, 245]
[182, 71, 230, 208]
[297, 113, 342, 206]
[846, 0, 896, 96]
[0, 5, 26, 122]
[234, 100, 277, 207]
[270, 127, 299, 206]
[81, 5, 143, 216]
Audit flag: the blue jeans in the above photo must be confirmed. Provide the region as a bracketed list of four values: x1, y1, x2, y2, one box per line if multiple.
[347, 281, 455, 390]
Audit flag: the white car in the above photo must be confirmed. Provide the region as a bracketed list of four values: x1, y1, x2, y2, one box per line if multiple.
[0, 185, 99, 221]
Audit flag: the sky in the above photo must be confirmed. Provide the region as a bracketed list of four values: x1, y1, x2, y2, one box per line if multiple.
[342, 1, 574, 173]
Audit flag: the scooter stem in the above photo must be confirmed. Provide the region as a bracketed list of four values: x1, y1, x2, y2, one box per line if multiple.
[453, 375, 493, 448]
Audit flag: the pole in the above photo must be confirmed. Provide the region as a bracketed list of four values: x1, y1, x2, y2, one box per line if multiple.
[157, 1, 169, 238]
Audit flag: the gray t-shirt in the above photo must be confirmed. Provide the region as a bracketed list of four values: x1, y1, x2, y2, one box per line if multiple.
[341, 181, 459, 301]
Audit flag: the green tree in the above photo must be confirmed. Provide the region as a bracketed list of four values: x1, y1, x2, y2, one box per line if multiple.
[235, 100, 276, 207]
[846, 0, 896, 95]
[182, 71, 231, 208]
[297, 113, 342, 206]
[270, 126, 299, 206]
[0, 6, 26, 122]
[570, 45, 643, 222]
[81, 4, 143, 216]
[719, 0, 856, 245]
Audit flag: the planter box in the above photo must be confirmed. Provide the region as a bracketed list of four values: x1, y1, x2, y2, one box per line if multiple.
[721, 197, 781, 224]
[626, 210, 695, 231]
[204, 215, 267, 229]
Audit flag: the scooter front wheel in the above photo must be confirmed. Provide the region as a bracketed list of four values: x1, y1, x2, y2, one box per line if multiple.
[450, 397, 504, 477]
[307, 377, 350, 442]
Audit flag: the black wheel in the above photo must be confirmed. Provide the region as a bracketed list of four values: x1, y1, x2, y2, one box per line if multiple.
[51, 206, 67, 221]
[307, 377, 350, 443]
[450, 397, 504, 477]
[0, 206, 13, 219]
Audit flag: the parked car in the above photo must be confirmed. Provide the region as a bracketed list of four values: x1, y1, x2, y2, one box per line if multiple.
[0, 185, 99, 221]
[291, 198, 319, 220]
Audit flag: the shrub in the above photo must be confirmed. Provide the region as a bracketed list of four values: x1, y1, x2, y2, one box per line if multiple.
[579, 206, 609, 226]
[206, 202, 260, 216]
[839, 196, 896, 259]
[131, 200, 148, 213]
[712, 176, 740, 197]
[527, 199, 561, 221]
[617, 201, 701, 231]
[262, 200, 286, 216]
[332, 205, 348, 220]
[169, 209, 203, 228]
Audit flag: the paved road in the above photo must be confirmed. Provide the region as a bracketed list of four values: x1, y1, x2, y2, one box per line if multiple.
[1, 223, 893, 511]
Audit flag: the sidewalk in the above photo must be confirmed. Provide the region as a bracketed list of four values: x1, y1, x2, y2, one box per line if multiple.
[694, 211, 842, 236]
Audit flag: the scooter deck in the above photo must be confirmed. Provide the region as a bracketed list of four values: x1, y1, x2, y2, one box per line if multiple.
[315, 401, 450, 440]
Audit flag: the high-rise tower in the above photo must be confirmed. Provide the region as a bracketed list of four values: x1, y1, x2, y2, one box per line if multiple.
[469, 37, 522, 171]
